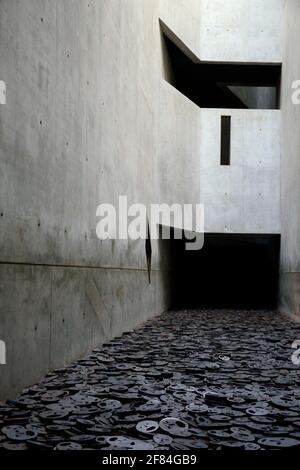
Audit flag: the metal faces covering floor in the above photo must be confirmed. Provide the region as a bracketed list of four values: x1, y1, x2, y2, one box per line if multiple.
[1, 309, 300, 451]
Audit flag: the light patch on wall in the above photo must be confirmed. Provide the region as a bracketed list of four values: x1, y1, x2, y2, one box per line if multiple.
[227, 86, 277, 110]
[0, 340, 6, 365]
[0, 81, 6, 104]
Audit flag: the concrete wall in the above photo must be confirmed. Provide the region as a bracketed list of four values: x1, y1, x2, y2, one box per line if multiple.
[0, 0, 201, 400]
[199, 109, 281, 234]
[280, 0, 300, 320]
[159, 0, 202, 60]
[159, 0, 284, 65]
[199, 0, 284, 63]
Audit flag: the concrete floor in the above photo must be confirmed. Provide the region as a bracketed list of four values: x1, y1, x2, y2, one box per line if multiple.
[1, 309, 300, 450]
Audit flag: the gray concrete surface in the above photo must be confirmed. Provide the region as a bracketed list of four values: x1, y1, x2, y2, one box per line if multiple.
[280, 0, 300, 321]
[199, 109, 281, 234]
[199, 0, 284, 63]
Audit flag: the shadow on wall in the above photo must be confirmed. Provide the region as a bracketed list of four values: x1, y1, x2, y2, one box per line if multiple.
[160, 20, 281, 110]
[160, 232, 281, 310]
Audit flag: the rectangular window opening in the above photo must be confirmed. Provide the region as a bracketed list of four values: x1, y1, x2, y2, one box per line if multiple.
[221, 116, 231, 166]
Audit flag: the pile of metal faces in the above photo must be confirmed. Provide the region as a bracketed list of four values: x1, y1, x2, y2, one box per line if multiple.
[1, 309, 300, 450]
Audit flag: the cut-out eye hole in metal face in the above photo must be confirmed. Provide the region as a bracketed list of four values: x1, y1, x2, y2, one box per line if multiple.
[145, 219, 152, 284]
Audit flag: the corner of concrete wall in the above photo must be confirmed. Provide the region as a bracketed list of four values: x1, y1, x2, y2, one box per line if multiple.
[279, 0, 300, 321]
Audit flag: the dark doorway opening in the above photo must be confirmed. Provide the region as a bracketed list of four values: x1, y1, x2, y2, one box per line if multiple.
[167, 233, 281, 310]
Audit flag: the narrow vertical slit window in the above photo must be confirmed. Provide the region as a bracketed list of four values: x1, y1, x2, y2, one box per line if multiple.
[145, 219, 152, 285]
[221, 116, 231, 166]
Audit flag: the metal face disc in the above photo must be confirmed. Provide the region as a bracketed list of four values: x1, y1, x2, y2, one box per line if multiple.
[208, 430, 231, 439]
[271, 397, 299, 409]
[136, 420, 159, 434]
[232, 432, 255, 443]
[71, 394, 100, 406]
[153, 434, 173, 446]
[2, 442, 29, 450]
[244, 443, 261, 450]
[172, 438, 208, 449]
[55, 441, 82, 450]
[137, 401, 161, 413]
[2, 425, 38, 442]
[250, 416, 276, 424]
[97, 399, 122, 413]
[246, 407, 269, 416]
[105, 436, 154, 450]
[220, 441, 245, 449]
[258, 437, 300, 448]
[159, 418, 189, 437]
[186, 404, 208, 414]
[39, 410, 70, 421]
